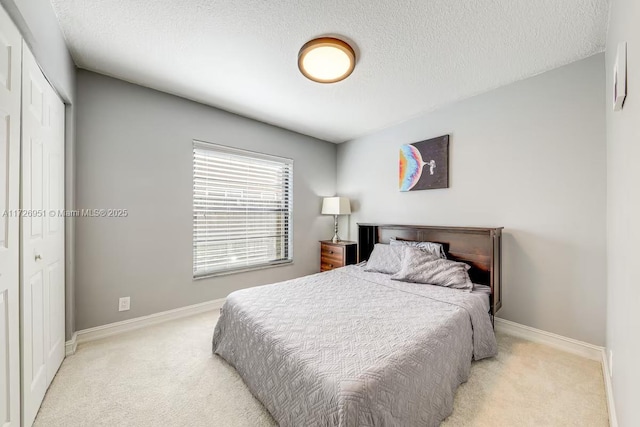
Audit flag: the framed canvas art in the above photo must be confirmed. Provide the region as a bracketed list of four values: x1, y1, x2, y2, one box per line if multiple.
[399, 135, 449, 191]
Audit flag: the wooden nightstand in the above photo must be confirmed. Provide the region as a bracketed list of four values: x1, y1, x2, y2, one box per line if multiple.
[320, 240, 357, 272]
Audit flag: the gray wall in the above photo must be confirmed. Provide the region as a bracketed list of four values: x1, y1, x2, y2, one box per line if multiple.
[0, 0, 77, 339]
[606, 0, 640, 424]
[337, 54, 607, 346]
[75, 70, 336, 330]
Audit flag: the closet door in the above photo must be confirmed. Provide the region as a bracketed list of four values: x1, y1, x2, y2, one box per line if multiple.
[21, 43, 65, 427]
[0, 6, 22, 427]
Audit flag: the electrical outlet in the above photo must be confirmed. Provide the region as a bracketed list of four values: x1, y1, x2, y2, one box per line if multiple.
[118, 296, 130, 312]
[609, 350, 613, 377]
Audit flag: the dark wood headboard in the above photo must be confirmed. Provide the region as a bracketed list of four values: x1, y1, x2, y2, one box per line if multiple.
[358, 223, 503, 315]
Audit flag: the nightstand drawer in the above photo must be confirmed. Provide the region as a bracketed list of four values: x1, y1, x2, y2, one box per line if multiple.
[321, 261, 343, 272]
[321, 254, 343, 268]
[321, 244, 344, 259]
[320, 250, 345, 270]
[319, 240, 357, 273]
[321, 252, 343, 266]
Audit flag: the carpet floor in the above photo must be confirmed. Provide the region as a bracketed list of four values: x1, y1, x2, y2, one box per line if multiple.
[34, 312, 608, 426]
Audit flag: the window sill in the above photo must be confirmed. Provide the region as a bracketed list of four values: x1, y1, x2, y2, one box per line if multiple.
[193, 260, 293, 280]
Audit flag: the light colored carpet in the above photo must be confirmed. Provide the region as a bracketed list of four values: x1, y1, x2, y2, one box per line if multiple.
[34, 312, 608, 427]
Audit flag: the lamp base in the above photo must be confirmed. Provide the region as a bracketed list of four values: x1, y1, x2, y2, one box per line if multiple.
[332, 215, 340, 243]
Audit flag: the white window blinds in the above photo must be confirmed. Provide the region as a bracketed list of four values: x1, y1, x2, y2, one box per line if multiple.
[193, 141, 293, 278]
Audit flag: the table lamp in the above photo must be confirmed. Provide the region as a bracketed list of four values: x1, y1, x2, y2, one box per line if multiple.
[321, 197, 351, 243]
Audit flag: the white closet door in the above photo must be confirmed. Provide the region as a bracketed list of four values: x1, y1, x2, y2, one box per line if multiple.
[21, 43, 65, 427]
[0, 6, 22, 427]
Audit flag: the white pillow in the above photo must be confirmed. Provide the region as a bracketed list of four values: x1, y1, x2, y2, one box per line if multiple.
[391, 247, 473, 291]
[363, 244, 406, 274]
[389, 237, 447, 259]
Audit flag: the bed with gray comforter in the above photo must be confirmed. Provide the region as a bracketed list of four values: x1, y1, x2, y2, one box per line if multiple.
[212, 265, 497, 426]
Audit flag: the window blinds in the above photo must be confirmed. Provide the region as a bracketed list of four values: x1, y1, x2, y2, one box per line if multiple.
[193, 141, 293, 277]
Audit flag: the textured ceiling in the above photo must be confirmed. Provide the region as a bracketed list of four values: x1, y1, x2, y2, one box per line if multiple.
[50, 0, 609, 143]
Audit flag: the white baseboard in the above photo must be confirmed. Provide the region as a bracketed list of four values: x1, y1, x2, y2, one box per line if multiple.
[601, 349, 618, 427]
[65, 332, 78, 356]
[494, 317, 603, 361]
[64, 298, 225, 354]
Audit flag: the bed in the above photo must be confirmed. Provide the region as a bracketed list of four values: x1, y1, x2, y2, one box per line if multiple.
[212, 224, 503, 426]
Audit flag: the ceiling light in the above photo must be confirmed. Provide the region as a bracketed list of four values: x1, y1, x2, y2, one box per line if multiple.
[298, 38, 356, 84]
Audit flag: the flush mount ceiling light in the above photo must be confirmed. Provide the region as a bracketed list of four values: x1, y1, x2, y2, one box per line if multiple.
[298, 37, 356, 83]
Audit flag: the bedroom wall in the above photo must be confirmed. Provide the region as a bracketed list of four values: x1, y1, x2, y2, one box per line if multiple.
[75, 70, 336, 330]
[0, 0, 77, 339]
[337, 54, 606, 346]
[605, 0, 639, 424]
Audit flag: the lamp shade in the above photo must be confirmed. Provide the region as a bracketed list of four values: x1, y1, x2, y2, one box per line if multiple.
[321, 197, 351, 215]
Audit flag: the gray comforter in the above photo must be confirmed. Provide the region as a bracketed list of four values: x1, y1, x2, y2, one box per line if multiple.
[212, 265, 497, 427]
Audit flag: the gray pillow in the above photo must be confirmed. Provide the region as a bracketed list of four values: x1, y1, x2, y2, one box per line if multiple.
[363, 244, 406, 274]
[389, 237, 447, 259]
[391, 247, 473, 291]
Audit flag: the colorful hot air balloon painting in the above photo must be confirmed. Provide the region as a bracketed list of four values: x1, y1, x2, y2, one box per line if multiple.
[399, 144, 426, 191]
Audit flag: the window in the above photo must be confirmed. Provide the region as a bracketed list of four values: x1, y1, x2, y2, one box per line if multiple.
[193, 141, 293, 278]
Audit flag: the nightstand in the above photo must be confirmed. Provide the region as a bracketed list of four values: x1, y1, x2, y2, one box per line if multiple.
[320, 240, 357, 272]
